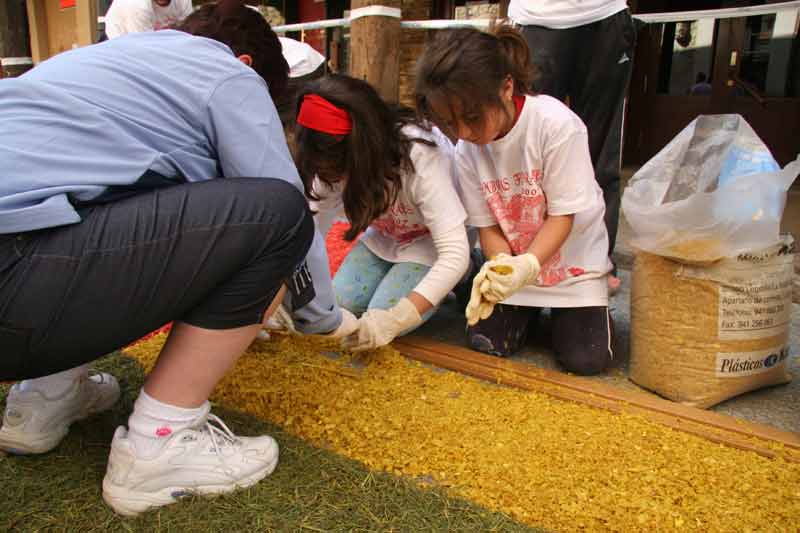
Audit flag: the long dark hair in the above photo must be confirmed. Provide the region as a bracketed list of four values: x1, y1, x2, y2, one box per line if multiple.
[414, 25, 533, 138]
[295, 75, 432, 241]
[174, 0, 289, 101]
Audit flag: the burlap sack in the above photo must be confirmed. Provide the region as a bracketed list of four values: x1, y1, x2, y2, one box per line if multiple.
[630, 241, 793, 408]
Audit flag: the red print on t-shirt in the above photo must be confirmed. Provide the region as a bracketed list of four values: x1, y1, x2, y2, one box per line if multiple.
[483, 168, 573, 287]
[372, 202, 430, 245]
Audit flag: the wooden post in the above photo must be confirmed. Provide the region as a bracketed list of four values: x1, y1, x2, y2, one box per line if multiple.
[499, 0, 509, 18]
[0, 0, 33, 77]
[24, 0, 47, 64]
[75, 0, 97, 47]
[348, 0, 402, 103]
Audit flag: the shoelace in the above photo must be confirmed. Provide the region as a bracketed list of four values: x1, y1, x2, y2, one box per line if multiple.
[202, 414, 242, 465]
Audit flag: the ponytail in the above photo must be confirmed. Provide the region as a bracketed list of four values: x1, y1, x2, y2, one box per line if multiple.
[493, 25, 533, 95]
[415, 25, 534, 129]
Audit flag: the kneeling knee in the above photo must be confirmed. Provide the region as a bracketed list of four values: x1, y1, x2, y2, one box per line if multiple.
[555, 346, 610, 376]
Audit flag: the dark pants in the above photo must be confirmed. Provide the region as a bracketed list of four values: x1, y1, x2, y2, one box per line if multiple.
[467, 304, 613, 376]
[0, 178, 314, 381]
[519, 9, 636, 254]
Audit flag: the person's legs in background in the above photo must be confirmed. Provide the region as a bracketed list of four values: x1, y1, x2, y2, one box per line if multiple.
[519, 24, 577, 102]
[0, 178, 314, 514]
[570, 10, 637, 257]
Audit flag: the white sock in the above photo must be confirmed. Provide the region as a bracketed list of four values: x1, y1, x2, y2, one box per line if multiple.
[127, 389, 210, 459]
[18, 364, 89, 399]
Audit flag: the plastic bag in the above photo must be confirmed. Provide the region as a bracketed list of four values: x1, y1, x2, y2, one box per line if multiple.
[621, 114, 800, 262]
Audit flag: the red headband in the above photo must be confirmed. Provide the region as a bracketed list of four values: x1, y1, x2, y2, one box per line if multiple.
[296, 94, 352, 135]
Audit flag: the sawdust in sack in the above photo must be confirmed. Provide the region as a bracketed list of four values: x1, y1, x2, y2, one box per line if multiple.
[630, 239, 794, 408]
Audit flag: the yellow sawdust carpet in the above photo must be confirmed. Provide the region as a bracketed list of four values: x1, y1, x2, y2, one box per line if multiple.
[126, 334, 800, 532]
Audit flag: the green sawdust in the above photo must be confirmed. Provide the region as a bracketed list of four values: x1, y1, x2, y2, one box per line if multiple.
[0, 354, 538, 532]
[126, 334, 800, 532]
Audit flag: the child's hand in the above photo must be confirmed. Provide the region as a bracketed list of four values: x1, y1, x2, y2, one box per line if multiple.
[341, 298, 422, 351]
[482, 253, 540, 303]
[465, 267, 495, 326]
[323, 308, 359, 339]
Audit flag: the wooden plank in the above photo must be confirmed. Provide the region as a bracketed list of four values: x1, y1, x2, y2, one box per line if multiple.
[25, 0, 48, 64]
[75, 0, 96, 47]
[393, 336, 800, 462]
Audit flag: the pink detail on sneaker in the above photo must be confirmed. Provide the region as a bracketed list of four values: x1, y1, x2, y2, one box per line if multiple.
[155, 427, 172, 437]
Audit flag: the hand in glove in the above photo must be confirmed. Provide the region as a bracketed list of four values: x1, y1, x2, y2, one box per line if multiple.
[259, 306, 359, 340]
[258, 304, 297, 340]
[481, 253, 540, 303]
[465, 267, 496, 326]
[323, 308, 359, 339]
[341, 298, 422, 352]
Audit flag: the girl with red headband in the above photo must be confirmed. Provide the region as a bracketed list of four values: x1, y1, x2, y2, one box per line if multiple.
[293, 75, 471, 351]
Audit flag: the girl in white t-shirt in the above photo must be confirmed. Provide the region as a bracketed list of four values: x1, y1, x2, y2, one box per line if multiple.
[415, 26, 613, 375]
[293, 75, 470, 351]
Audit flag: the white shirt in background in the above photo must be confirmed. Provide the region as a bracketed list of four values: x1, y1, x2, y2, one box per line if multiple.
[455, 94, 611, 308]
[313, 125, 469, 306]
[279, 37, 326, 78]
[508, 0, 628, 29]
[105, 0, 193, 39]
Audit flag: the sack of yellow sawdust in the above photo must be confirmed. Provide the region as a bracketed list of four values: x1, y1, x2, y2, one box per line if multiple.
[630, 238, 794, 408]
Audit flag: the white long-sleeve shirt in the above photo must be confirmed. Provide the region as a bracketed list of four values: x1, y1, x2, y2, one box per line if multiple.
[105, 0, 193, 39]
[313, 126, 470, 306]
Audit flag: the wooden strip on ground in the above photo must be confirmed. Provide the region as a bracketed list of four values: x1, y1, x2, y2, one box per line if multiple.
[394, 336, 800, 462]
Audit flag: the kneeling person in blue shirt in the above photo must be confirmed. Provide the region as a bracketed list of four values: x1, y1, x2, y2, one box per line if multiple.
[0, 0, 334, 516]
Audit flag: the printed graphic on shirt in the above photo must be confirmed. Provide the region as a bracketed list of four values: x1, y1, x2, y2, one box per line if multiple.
[371, 201, 431, 246]
[481, 168, 577, 287]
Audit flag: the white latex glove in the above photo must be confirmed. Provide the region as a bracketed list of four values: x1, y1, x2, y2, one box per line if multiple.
[257, 304, 296, 339]
[465, 266, 496, 326]
[481, 253, 540, 303]
[322, 308, 359, 339]
[262, 304, 297, 333]
[259, 306, 359, 340]
[341, 298, 422, 352]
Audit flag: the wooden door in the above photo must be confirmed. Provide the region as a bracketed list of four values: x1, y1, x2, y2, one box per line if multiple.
[716, 11, 800, 166]
[625, 17, 721, 165]
[624, 9, 800, 167]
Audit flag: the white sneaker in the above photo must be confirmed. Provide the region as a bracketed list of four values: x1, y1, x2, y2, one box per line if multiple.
[102, 414, 279, 516]
[0, 371, 120, 455]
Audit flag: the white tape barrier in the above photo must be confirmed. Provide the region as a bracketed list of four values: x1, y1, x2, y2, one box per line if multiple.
[272, 0, 800, 34]
[1, 57, 34, 67]
[349, 5, 401, 21]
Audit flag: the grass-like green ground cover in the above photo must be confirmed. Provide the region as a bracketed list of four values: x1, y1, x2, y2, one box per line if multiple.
[0, 353, 540, 532]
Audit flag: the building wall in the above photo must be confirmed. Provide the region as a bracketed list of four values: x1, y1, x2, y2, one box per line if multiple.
[297, 0, 327, 55]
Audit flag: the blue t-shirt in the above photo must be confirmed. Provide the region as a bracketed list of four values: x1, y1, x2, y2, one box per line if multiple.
[0, 30, 301, 233]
